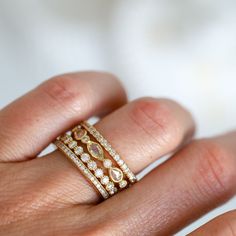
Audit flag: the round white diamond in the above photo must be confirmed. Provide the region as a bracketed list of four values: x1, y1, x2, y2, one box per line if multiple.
[64, 137, 72, 144]
[95, 168, 103, 178]
[101, 176, 109, 185]
[119, 180, 128, 188]
[109, 187, 118, 195]
[97, 135, 103, 142]
[81, 135, 90, 144]
[101, 139, 108, 146]
[74, 146, 83, 155]
[81, 153, 90, 163]
[68, 141, 77, 149]
[61, 134, 70, 142]
[106, 181, 114, 191]
[110, 150, 116, 157]
[87, 161, 97, 170]
[117, 159, 124, 165]
[121, 164, 128, 170]
[114, 154, 120, 161]
[106, 144, 112, 151]
[103, 159, 112, 168]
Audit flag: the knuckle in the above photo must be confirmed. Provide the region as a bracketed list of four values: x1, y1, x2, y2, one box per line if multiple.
[216, 211, 236, 236]
[191, 139, 236, 197]
[129, 97, 182, 147]
[39, 74, 91, 115]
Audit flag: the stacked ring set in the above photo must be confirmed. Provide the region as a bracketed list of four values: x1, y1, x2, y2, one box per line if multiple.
[54, 121, 137, 199]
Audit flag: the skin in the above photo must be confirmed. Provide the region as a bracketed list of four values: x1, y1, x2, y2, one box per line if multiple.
[0, 71, 235, 236]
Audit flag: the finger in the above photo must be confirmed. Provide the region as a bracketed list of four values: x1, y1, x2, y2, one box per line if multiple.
[0, 71, 126, 162]
[30, 97, 194, 205]
[189, 210, 236, 235]
[97, 134, 236, 236]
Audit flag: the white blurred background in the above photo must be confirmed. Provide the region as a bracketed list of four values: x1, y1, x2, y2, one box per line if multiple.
[0, 0, 235, 235]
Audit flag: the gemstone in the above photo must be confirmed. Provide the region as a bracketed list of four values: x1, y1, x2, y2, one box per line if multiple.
[105, 144, 112, 151]
[101, 176, 109, 185]
[101, 139, 108, 146]
[73, 128, 87, 140]
[95, 168, 103, 178]
[87, 141, 104, 161]
[119, 180, 128, 188]
[81, 135, 90, 144]
[109, 187, 118, 195]
[61, 134, 70, 142]
[103, 159, 112, 168]
[109, 167, 123, 183]
[68, 141, 77, 149]
[121, 164, 128, 170]
[110, 150, 116, 156]
[64, 137, 72, 144]
[74, 146, 83, 155]
[81, 153, 90, 163]
[114, 154, 120, 161]
[106, 181, 114, 191]
[117, 159, 124, 165]
[87, 160, 97, 170]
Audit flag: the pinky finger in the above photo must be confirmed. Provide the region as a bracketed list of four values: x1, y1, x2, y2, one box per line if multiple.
[189, 210, 236, 236]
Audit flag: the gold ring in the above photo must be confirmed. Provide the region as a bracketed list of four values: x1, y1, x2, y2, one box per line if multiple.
[54, 120, 137, 199]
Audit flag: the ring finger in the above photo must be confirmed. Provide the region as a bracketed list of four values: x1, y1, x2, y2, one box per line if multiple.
[32, 97, 195, 205]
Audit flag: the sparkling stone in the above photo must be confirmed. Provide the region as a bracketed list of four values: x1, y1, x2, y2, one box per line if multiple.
[74, 146, 83, 155]
[109, 187, 118, 195]
[121, 164, 128, 170]
[87, 141, 104, 161]
[103, 159, 112, 168]
[97, 135, 103, 142]
[101, 176, 109, 185]
[110, 150, 116, 157]
[61, 134, 70, 142]
[119, 180, 128, 188]
[109, 167, 123, 183]
[81, 165, 85, 171]
[114, 154, 120, 161]
[106, 181, 114, 191]
[64, 137, 72, 144]
[68, 141, 77, 149]
[81, 153, 90, 163]
[87, 161, 97, 170]
[81, 135, 90, 144]
[117, 159, 124, 165]
[95, 168, 103, 178]
[73, 128, 87, 140]
[101, 139, 108, 146]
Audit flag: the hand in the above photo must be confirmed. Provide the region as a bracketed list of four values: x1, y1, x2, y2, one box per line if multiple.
[0, 72, 235, 236]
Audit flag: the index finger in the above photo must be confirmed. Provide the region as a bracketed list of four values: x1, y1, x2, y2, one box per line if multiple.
[0, 71, 127, 162]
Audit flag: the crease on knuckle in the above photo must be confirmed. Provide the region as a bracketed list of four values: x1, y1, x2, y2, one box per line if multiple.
[226, 210, 236, 236]
[193, 140, 236, 199]
[216, 211, 236, 236]
[129, 97, 180, 148]
[40, 75, 92, 116]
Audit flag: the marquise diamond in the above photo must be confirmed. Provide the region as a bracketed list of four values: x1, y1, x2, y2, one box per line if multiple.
[87, 141, 104, 161]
